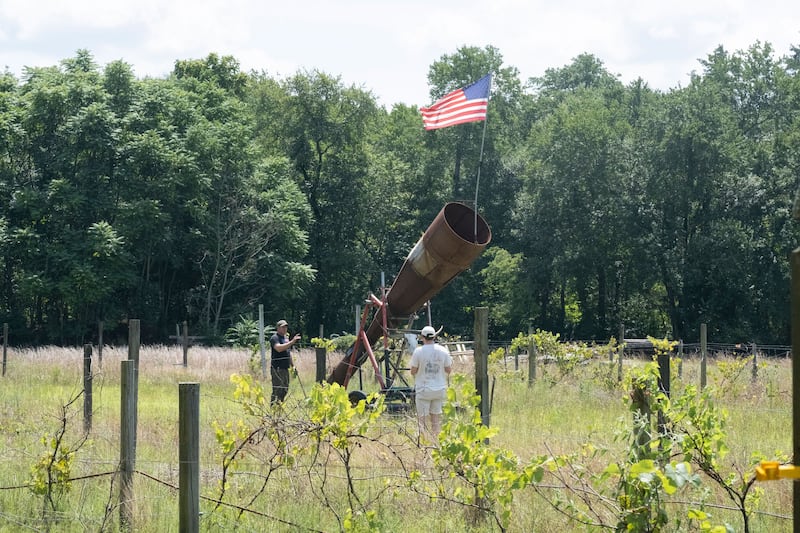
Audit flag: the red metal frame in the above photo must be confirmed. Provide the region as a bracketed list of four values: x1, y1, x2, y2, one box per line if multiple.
[343, 291, 390, 389]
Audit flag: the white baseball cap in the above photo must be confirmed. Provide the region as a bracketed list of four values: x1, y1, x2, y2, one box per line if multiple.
[420, 326, 436, 339]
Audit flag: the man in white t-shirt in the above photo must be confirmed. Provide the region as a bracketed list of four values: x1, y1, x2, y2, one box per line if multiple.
[410, 325, 452, 442]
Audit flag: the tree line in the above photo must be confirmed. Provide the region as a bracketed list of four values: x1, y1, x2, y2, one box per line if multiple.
[1, 42, 799, 346]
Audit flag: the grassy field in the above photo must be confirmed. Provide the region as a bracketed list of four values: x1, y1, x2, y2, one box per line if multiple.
[0, 343, 793, 532]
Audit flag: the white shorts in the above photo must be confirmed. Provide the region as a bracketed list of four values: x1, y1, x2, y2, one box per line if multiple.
[415, 388, 446, 416]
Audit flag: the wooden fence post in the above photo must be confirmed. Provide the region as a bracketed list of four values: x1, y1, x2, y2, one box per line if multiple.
[182, 321, 189, 367]
[657, 347, 671, 439]
[527, 319, 536, 386]
[259, 304, 267, 378]
[179, 383, 200, 533]
[617, 323, 624, 383]
[120, 359, 136, 531]
[128, 320, 140, 458]
[129, 319, 140, 373]
[316, 347, 327, 383]
[678, 340, 684, 379]
[97, 320, 104, 368]
[752, 342, 758, 383]
[790, 248, 800, 528]
[2, 322, 7, 377]
[472, 307, 490, 524]
[83, 344, 92, 434]
[611, 325, 618, 362]
[474, 307, 490, 428]
[700, 323, 707, 390]
[630, 378, 651, 461]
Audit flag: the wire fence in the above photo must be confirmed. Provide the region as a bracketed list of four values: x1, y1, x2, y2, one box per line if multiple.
[0, 343, 793, 531]
[0, 447, 792, 529]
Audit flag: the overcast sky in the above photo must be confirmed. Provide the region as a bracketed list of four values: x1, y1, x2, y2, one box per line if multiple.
[1, 0, 799, 108]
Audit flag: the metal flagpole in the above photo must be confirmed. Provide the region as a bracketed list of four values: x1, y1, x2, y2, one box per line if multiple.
[473, 77, 491, 243]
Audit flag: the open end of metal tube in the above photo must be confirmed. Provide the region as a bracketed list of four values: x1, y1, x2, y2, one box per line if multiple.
[443, 202, 491, 245]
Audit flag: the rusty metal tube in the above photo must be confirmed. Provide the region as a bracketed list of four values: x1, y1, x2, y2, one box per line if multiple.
[328, 202, 491, 385]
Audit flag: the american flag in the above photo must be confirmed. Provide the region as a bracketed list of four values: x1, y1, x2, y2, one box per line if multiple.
[420, 74, 491, 130]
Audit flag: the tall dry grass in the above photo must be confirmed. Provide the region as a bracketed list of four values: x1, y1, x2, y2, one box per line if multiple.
[0, 345, 794, 532]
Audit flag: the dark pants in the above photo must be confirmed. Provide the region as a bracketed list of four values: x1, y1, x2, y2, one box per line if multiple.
[271, 366, 290, 404]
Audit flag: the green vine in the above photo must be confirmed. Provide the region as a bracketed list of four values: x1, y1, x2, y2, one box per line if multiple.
[425, 375, 545, 531]
[28, 392, 88, 517]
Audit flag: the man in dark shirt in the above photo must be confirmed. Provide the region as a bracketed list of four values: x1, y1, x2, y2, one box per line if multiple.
[269, 319, 301, 404]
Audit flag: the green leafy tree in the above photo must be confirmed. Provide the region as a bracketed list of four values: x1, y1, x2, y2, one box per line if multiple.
[633, 46, 770, 341]
[515, 56, 632, 338]
[10, 50, 127, 343]
[0, 70, 26, 328]
[358, 105, 426, 286]
[171, 58, 315, 338]
[267, 70, 381, 334]
[478, 246, 524, 337]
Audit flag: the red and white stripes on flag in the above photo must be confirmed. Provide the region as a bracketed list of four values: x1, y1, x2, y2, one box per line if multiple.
[420, 74, 491, 130]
